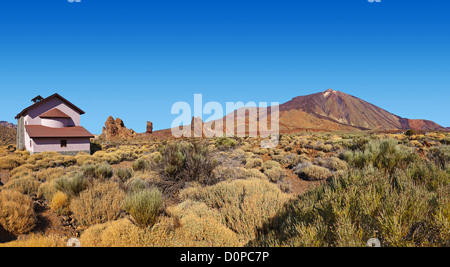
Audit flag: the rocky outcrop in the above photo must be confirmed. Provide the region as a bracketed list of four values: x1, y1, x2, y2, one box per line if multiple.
[191, 116, 205, 138]
[146, 121, 153, 134]
[102, 116, 136, 140]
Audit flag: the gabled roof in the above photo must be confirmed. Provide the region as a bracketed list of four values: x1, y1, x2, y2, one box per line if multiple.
[16, 93, 85, 119]
[39, 108, 72, 119]
[25, 125, 94, 138]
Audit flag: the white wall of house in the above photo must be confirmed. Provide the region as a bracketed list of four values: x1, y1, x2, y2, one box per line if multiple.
[32, 138, 91, 153]
[24, 97, 81, 127]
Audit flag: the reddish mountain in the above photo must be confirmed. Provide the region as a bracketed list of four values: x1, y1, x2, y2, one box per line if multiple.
[279, 89, 446, 131]
[0, 121, 17, 130]
[160, 89, 445, 137]
[130, 89, 446, 138]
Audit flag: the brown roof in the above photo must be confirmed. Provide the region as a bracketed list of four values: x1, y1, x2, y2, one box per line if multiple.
[25, 125, 94, 138]
[16, 93, 85, 119]
[39, 108, 72, 119]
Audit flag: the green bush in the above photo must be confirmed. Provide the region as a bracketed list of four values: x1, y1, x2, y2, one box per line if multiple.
[122, 188, 163, 227]
[250, 164, 449, 247]
[132, 157, 152, 172]
[54, 174, 88, 198]
[95, 164, 114, 180]
[215, 137, 237, 150]
[3, 177, 41, 196]
[115, 167, 134, 182]
[155, 142, 219, 194]
[343, 139, 419, 173]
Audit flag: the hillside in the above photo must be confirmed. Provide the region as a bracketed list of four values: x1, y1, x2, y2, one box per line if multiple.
[0, 125, 16, 146]
[279, 89, 446, 131]
[0, 121, 16, 130]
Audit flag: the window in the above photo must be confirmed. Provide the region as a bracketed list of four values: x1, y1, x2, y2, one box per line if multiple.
[61, 140, 67, 148]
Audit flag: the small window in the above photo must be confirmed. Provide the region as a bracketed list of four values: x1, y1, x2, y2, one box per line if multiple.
[61, 140, 67, 148]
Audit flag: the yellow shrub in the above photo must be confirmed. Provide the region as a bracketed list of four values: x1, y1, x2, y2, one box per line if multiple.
[0, 156, 24, 170]
[168, 200, 242, 247]
[10, 164, 35, 177]
[0, 234, 66, 247]
[37, 180, 58, 201]
[3, 177, 41, 196]
[34, 167, 65, 182]
[50, 191, 70, 214]
[180, 178, 290, 243]
[70, 181, 126, 226]
[0, 190, 37, 234]
[80, 218, 163, 247]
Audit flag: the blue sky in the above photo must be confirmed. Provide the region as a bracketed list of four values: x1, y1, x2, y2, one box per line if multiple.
[0, 0, 449, 134]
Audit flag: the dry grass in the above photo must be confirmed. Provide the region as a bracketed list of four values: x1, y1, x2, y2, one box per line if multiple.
[0, 233, 66, 247]
[70, 181, 126, 227]
[0, 190, 37, 235]
[180, 178, 291, 243]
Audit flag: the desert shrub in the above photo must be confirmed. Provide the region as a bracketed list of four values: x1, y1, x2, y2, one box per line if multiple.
[250, 165, 449, 247]
[54, 174, 88, 198]
[261, 160, 281, 172]
[0, 190, 37, 235]
[9, 164, 35, 177]
[115, 167, 134, 182]
[242, 168, 268, 180]
[50, 191, 70, 215]
[34, 167, 65, 182]
[441, 137, 450, 145]
[168, 200, 242, 247]
[81, 164, 96, 178]
[0, 234, 66, 247]
[405, 129, 416, 137]
[0, 156, 24, 170]
[93, 151, 122, 165]
[292, 161, 313, 175]
[342, 137, 370, 151]
[343, 139, 419, 173]
[126, 177, 148, 193]
[75, 153, 97, 166]
[214, 137, 238, 150]
[299, 165, 332, 181]
[132, 157, 152, 172]
[264, 168, 286, 183]
[94, 164, 114, 180]
[80, 218, 153, 247]
[156, 142, 219, 194]
[244, 157, 263, 169]
[122, 188, 163, 227]
[428, 146, 450, 169]
[3, 177, 41, 196]
[70, 181, 126, 227]
[316, 157, 349, 172]
[213, 166, 248, 181]
[180, 178, 290, 243]
[37, 180, 58, 201]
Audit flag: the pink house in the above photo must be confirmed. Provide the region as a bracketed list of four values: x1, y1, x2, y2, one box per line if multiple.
[15, 94, 94, 155]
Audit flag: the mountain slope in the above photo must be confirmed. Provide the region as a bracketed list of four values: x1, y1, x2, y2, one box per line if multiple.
[280, 89, 445, 131]
[0, 125, 16, 146]
[155, 89, 446, 137]
[0, 121, 17, 130]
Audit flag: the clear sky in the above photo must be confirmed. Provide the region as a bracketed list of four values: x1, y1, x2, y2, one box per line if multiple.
[0, 0, 449, 134]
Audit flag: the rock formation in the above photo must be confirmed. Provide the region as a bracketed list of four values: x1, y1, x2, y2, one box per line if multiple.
[191, 116, 205, 138]
[102, 116, 136, 140]
[146, 121, 153, 134]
